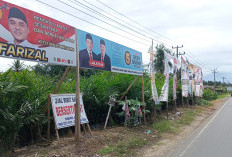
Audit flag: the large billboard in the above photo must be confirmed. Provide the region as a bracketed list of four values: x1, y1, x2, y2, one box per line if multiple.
[78, 30, 143, 75]
[0, 1, 143, 76]
[0, 0, 76, 66]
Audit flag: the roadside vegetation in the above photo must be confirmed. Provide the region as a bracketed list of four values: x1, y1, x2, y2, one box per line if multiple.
[0, 46, 230, 156]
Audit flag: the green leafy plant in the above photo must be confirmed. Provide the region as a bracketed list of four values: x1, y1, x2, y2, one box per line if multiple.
[118, 99, 147, 126]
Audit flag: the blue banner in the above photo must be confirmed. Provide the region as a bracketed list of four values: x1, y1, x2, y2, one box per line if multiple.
[78, 30, 143, 75]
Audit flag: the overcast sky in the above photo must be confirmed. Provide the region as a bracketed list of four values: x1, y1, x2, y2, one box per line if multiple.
[1, 0, 232, 83]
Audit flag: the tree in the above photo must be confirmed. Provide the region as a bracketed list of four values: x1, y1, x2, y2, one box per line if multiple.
[32, 63, 67, 77]
[10, 60, 25, 72]
[154, 44, 173, 73]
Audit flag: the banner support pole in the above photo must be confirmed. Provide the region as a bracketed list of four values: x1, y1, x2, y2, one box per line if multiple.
[141, 76, 146, 125]
[120, 76, 139, 101]
[75, 29, 81, 142]
[47, 94, 51, 140]
[124, 97, 128, 127]
[43, 66, 71, 114]
[166, 101, 169, 119]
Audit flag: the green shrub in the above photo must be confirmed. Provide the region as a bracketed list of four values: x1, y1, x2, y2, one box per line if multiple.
[203, 88, 218, 100]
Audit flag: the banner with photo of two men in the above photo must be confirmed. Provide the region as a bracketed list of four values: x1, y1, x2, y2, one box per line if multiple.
[78, 30, 143, 76]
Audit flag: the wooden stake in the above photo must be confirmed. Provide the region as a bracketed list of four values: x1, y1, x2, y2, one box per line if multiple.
[124, 97, 128, 127]
[82, 124, 86, 135]
[153, 106, 156, 121]
[187, 96, 190, 108]
[104, 105, 112, 129]
[182, 95, 184, 107]
[192, 95, 194, 106]
[141, 76, 146, 125]
[75, 29, 81, 142]
[166, 101, 169, 119]
[55, 128, 60, 144]
[51, 96, 60, 144]
[47, 94, 51, 140]
[120, 76, 139, 101]
[174, 99, 177, 112]
[86, 123, 92, 136]
[43, 67, 71, 114]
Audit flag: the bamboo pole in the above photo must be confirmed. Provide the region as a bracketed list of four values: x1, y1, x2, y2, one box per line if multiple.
[124, 97, 128, 127]
[120, 76, 139, 101]
[141, 76, 146, 125]
[104, 105, 112, 129]
[86, 123, 92, 136]
[182, 96, 184, 107]
[47, 94, 51, 140]
[43, 66, 71, 114]
[166, 101, 169, 119]
[174, 100, 177, 112]
[82, 124, 86, 135]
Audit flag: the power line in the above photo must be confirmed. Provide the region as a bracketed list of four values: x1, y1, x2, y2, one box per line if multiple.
[69, 0, 175, 46]
[95, 0, 177, 45]
[82, 0, 176, 46]
[185, 53, 209, 70]
[57, 0, 152, 43]
[35, 0, 151, 47]
[184, 47, 214, 70]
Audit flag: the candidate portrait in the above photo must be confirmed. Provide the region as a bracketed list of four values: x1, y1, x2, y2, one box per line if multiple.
[97, 39, 111, 71]
[79, 33, 97, 68]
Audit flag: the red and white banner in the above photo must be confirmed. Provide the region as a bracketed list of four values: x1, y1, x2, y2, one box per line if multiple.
[181, 57, 189, 97]
[0, 0, 76, 66]
[173, 56, 180, 100]
[50, 93, 88, 129]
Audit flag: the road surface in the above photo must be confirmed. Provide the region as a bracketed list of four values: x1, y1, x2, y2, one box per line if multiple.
[169, 97, 232, 157]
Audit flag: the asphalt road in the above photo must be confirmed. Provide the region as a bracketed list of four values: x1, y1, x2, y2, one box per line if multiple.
[169, 97, 232, 157]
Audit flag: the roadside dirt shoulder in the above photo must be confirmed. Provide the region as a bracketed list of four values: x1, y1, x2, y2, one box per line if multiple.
[140, 97, 230, 157]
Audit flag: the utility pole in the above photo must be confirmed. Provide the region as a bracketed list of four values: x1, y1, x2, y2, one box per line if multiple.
[222, 77, 226, 84]
[172, 45, 184, 106]
[212, 69, 218, 92]
[172, 45, 184, 58]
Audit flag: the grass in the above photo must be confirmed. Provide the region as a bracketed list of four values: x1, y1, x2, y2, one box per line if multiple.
[152, 108, 200, 135]
[98, 137, 147, 156]
[176, 109, 199, 125]
[152, 119, 179, 133]
[217, 93, 230, 99]
[98, 96, 222, 156]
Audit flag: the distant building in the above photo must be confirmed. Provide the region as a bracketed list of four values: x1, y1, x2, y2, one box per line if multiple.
[227, 86, 232, 91]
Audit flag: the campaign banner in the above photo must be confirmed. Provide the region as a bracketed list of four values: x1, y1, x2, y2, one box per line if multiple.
[173, 56, 180, 100]
[0, 0, 76, 66]
[149, 46, 159, 104]
[50, 93, 88, 129]
[186, 58, 193, 96]
[181, 57, 189, 97]
[159, 51, 173, 102]
[78, 30, 143, 75]
[195, 67, 204, 97]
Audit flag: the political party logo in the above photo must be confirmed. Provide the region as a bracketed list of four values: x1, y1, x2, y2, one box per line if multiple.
[125, 51, 131, 65]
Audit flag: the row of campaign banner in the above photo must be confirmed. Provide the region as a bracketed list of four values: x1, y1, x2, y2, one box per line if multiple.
[181, 56, 203, 97]
[0, 0, 143, 76]
[149, 49, 203, 104]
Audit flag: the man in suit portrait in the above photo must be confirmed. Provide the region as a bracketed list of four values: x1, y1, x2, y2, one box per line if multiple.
[98, 39, 111, 71]
[79, 33, 97, 68]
